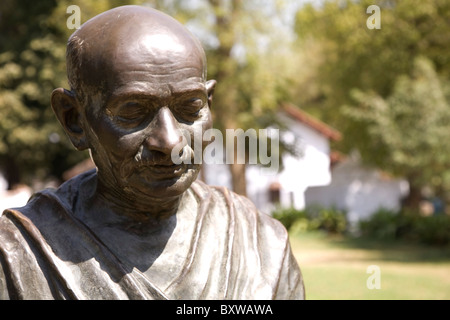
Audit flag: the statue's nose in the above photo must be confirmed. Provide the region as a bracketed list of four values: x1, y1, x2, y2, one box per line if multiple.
[144, 106, 186, 156]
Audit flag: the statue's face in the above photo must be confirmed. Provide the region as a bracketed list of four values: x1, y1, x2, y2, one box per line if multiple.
[82, 28, 214, 199]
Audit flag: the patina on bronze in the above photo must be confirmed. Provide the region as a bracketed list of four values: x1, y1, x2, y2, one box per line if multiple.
[0, 5, 304, 300]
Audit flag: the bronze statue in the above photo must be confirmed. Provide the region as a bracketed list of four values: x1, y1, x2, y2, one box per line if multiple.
[0, 5, 304, 300]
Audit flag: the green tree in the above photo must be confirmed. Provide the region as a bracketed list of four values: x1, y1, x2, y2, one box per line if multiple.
[344, 57, 450, 207]
[0, 0, 71, 188]
[293, 0, 450, 208]
[295, 0, 450, 119]
[0, 0, 135, 188]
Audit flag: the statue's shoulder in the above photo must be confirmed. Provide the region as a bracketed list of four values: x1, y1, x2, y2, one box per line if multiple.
[0, 169, 99, 300]
[190, 180, 289, 241]
[188, 181, 303, 300]
[0, 169, 97, 264]
[0, 169, 96, 225]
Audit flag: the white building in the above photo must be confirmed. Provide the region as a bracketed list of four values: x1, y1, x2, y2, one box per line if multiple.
[202, 103, 342, 215]
[305, 152, 409, 226]
[0, 173, 32, 213]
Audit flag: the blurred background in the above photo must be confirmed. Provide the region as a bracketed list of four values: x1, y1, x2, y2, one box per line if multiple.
[1, 0, 449, 299]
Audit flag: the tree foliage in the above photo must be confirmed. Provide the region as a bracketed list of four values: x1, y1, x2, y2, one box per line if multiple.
[0, 0, 146, 188]
[293, 0, 450, 206]
[344, 57, 450, 198]
[0, 0, 72, 188]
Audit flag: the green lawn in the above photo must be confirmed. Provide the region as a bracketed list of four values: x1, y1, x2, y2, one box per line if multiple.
[290, 231, 450, 300]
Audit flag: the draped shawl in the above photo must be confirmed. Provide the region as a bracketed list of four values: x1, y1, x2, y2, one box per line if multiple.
[0, 170, 304, 300]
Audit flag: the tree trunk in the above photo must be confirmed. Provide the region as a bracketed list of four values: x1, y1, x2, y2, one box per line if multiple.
[208, 0, 246, 196]
[225, 118, 247, 196]
[4, 155, 21, 190]
[230, 162, 247, 196]
[401, 183, 422, 212]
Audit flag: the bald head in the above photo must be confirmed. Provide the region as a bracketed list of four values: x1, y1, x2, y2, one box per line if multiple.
[67, 5, 207, 104]
[51, 5, 216, 201]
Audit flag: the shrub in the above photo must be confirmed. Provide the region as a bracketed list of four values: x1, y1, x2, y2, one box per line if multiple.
[359, 208, 450, 246]
[272, 207, 307, 231]
[303, 205, 347, 234]
[358, 209, 399, 240]
[413, 215, 450, 246]
[272, 205, 347, 234]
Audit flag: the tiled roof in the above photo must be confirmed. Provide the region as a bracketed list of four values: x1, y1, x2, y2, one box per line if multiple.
[281, 102, 342, 141]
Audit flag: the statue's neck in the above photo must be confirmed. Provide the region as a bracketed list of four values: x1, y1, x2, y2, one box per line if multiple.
[94, 175, 183, 223]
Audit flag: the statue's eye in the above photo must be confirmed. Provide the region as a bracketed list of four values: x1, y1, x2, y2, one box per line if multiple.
[174, 98, 205, 122]
[115, 102, 147, 124]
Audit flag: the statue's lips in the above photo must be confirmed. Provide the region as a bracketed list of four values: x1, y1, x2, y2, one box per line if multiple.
[137, 163, 188, 179]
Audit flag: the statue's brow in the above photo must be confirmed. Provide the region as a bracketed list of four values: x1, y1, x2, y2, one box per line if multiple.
[107, 87, 206, 107]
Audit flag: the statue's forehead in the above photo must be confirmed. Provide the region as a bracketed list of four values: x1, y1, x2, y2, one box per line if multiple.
[79, 22, 202, 62]
[103, 32, 206, 90]
[75, 6, 203, 56]
[111, 30, 203, 67]
[138, 33, 188, 57]
[71, 6, 207, 97]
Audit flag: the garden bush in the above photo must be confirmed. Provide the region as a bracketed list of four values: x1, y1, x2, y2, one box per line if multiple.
[358, 209, 450, 246]
[274, 205, 450, 246]
[358, 209, 400, 240]
[272, 206, 347, 234]
[272, 207, 307, 231]
[413, 214, 450, 246]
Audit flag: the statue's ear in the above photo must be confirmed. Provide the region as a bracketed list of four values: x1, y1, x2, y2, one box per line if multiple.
[205, 80, 216, 109]
[51, 88, 88, 151]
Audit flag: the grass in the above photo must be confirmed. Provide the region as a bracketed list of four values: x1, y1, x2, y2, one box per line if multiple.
[289, 231, 450, 300]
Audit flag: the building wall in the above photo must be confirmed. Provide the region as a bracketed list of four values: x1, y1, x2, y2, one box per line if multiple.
[304, 154, 409, 226]
[0, 173, 32, 213]
[202, 116, 333, 215]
